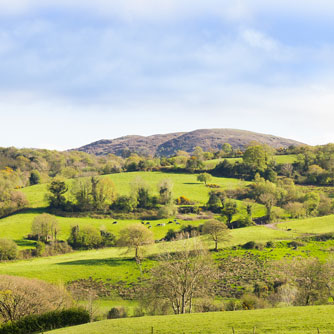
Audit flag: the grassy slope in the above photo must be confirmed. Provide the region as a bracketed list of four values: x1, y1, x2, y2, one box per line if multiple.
[277, 215, 334, 234]
[20, 172, 249, 208]
[0, 226, 295, 283]
[47, 305, 334, 334]
[6, 172, 266, 249]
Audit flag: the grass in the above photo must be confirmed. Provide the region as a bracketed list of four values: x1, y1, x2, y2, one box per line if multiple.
[19, 172, 249, 209]
[0, 225, 296, 283]
[0, 210, 208, 249]
[277, 215, 334, 234]
[47, 305, 334, 334]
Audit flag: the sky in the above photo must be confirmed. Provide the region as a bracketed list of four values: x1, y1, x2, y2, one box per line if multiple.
[1, 1, 334, 150]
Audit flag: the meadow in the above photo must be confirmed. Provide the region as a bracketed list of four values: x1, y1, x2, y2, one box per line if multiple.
[0, 225, 297, 283]
[47, 305, 334, 334]
[20, 172, 249, 208]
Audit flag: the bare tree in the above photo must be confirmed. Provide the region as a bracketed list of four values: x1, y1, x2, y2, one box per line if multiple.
[144, 240, 217, 314]
[0, 275, 72, 322]
[202, 219, 229, 251]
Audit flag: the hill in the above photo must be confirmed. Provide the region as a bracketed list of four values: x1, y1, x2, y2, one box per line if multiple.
[75, 128, 303, 157]
[47, 305, 334, 334]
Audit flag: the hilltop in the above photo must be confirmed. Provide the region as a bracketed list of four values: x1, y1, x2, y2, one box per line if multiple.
[75, 128, 303, 157]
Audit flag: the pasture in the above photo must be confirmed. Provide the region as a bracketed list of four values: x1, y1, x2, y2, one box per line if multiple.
[47, 305, 334, 334]
[0, 225, 296, 283]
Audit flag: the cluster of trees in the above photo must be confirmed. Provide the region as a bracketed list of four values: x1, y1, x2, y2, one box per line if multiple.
[213, 143, 334, 187]
[136, 241, 334, 316]
[0, 167, 28, 218]
[205, 172, 334, 223]
[47, 177, 177, 218]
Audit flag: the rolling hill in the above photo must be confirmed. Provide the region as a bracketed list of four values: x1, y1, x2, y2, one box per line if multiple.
[75, 128, 304, 157]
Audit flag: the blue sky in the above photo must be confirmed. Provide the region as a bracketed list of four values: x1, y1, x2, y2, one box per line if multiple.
[1, 0, 334, 149]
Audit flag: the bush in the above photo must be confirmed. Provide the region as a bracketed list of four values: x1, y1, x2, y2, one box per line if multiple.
[107, 307, 127, 319]
[68, 225, 104, 250]
[224, 299, 243, 311]
[0, 308, 90, 334]
[227, 216, 255, 229]
[242, 241, 257, 249]
[241, 294, 268, 310]
[175, 196, 193, 205]
[194, 298, 223, 313]
[287, 241, 305, 249]
[0, 239, 18, 261]
[0, 275, 72, 322]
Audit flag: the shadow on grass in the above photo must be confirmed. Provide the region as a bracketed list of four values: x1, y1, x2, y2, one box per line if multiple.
[14, 239, 36, 247]
[57, 257, 136, 267]
[183, 182, 201, 185]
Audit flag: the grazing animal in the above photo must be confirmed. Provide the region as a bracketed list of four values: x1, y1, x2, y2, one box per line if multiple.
[113, 221, 118, 224]
[168, 221, 173, 224]
[287, 228, 292, 231]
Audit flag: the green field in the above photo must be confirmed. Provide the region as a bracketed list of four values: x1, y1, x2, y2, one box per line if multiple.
[47, 305, 334, 334]
[277, 215, 334, 234]
[0, 225, 296, 283]
[20, 172, 249, 209]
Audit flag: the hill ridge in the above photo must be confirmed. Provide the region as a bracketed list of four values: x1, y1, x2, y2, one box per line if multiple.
[75, 128, 303, 157]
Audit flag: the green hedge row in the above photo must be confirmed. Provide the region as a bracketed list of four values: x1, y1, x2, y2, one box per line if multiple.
[0, 308, 90, 334]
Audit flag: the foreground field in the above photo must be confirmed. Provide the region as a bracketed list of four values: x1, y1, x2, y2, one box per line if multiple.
[47, 305, 334, 334]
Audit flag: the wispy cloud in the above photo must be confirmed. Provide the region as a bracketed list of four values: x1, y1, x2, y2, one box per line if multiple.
[0, 1, 334, 148]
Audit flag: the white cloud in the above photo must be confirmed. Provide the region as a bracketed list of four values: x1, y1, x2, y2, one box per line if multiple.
[241, 29, 278, 52]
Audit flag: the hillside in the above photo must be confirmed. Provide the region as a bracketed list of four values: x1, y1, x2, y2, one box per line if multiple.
[75, 128, 304, 157]
[47, 305, 334, 334]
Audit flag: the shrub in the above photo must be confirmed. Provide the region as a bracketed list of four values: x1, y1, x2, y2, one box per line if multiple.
[241, 294, 268, 310]
[107, 307, 127, 319]
[68, 225, 103, 250]
[0, 275, 72, 322]
[157, 203, 177, 218]
[0, 239, 18, 261]
[0, 308, 90, 334]
[227, 216, 255, 229]
[242, 241, 257, 249]
[224, 299, 243, 311]
[175, 196, 193, 205]
[265, 241, 275, 248]
[288, 241, 305, 249]
[194, 298, 223, 313]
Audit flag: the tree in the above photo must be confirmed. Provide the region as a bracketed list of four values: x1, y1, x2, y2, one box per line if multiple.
[274, 258, 334, 306]
[29, 170, 41, 185]
[221, 200, 238, 224]
[67, 225, 104, 250]
[47, 178, 68, 209]
[222, 143, 232, 156]
[143, 240, 216, 314]
[207, 190, 224, 212]
[0, 239, 18, 261]
[243, 144, 274, 172]
[202, 219, 229, 251]
[197, 173, 212, 185]
[31, 214, 59, 242]
[0, 275, 72, 322]
[117, 224, 154, 260]
[158, 179, 173, 205]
